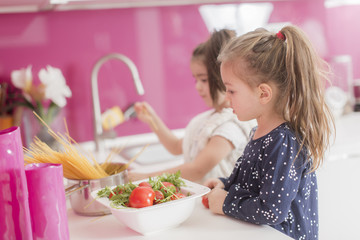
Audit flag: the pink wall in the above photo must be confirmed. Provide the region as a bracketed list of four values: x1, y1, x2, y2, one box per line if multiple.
[325, 5, 360, 78]
[0, 0, 358, 143]
[0, 6, 210, 143]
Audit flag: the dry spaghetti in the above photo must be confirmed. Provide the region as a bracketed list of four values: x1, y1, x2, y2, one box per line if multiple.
[24, 112, 146, 180]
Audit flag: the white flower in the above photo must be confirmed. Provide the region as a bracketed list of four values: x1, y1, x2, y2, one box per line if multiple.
[38, 65, 72, 108]
[10, 65, 33, 101]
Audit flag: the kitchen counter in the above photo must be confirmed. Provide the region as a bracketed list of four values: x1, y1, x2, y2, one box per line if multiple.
[67, 199, 291, 240]
[317, 112, 360, 240]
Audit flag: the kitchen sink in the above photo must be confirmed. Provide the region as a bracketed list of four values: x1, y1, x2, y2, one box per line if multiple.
[119, 143, 182, 165]
[77, 129, 185, 166]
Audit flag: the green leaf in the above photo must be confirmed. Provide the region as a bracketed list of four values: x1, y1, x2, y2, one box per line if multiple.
[97, 186, 112, 198]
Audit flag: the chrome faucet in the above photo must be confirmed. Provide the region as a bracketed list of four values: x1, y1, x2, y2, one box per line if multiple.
[91, 53, 145, 152]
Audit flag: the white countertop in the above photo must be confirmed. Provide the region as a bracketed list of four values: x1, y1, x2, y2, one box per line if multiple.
[67, 199, 291, 240]
[68, 112, 360, 240]
[317, 157, 360, 240]
[317, 112, 360, 239]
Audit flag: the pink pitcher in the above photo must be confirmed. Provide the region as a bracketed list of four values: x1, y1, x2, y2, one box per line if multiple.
[0, 126, 33, 240]
[25, 163, 70, 240]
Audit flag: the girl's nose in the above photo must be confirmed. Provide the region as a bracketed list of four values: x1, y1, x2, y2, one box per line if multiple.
[195, 81, 202, 91]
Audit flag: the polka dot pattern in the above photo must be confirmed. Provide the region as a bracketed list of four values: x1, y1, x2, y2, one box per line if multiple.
[220, 123, 318, 240]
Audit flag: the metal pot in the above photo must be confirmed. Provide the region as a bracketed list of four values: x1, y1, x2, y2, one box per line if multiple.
[66, 168, 128, 216]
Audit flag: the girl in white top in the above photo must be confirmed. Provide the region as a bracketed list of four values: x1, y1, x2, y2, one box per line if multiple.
[128, 29, 255, 183]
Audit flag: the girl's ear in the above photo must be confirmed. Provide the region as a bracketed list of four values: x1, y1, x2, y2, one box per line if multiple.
[257, 83, 272, 104]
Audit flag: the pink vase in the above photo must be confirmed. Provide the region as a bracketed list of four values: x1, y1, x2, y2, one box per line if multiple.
[0, 126, 33, 240]
[25, 163, 70, 240]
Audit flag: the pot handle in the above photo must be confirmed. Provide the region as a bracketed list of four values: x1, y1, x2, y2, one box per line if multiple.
[65, 183, 89, 197]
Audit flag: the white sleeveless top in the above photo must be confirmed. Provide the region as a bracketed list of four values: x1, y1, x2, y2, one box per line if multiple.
[182, 108, 256, 183]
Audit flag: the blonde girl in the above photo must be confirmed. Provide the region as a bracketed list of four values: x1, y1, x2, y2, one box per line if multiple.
[204, 26, 334, 240]
[128, 29, 255, 183]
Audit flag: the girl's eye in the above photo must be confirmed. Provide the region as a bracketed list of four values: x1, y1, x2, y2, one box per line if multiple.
[226, 90, 235, 94]
[194, 78, 208, 84]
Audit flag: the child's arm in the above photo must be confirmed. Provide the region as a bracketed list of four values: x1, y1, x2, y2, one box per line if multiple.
[220, 133, 307, 225]
[134, 101, 183, 155]
[128, 135, 234, 182]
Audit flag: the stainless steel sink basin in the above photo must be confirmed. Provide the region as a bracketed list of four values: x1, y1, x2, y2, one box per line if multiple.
[119, 143, 182, 165]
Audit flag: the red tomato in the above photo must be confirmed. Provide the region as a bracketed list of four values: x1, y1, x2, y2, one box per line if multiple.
[202, 195, 209, 209]
[160, 182, 177, 193]
[129, 187, 155, 208]
[109, 193, 114, 199]
[170, 192, 186, 200]
[154, 190, 164, 204]
[139, 181, 152, 188]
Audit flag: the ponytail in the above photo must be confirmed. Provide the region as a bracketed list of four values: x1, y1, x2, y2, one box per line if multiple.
[281, 26, 334, 172]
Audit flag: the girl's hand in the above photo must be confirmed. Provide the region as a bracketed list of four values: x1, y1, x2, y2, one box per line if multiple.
[207, 188, 227, 215]
[203, 178, 225, 190]
[134, 102, 157, 127]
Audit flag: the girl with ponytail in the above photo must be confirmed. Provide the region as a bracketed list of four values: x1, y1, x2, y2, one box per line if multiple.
[204, 25, 335, 240]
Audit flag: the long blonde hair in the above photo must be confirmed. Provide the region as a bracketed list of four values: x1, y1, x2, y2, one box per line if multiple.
[218, 25, 335, 172]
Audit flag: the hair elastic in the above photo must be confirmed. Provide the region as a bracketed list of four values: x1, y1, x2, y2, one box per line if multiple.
[276, 31, 286, 41]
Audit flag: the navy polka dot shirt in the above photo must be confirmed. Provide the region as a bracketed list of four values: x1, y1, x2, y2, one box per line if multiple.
[220, 123, 318, 240]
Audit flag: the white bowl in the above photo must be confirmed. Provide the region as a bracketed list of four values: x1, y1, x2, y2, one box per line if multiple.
[91, 178, 210, 235]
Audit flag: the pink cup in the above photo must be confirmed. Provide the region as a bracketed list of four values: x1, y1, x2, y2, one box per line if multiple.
[25, 163, 70, 240]
[0, 126, 33, 240]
